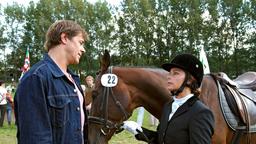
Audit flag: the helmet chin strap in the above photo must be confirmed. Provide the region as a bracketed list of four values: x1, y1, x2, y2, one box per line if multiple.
[171, 72, 189, 96]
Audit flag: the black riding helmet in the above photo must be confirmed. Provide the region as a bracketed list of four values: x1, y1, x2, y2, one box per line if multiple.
[162, 53, 204, 88]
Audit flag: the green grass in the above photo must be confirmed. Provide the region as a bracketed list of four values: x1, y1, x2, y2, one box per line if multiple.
[0, 122, 16, 144]
[0, 109, 157, 144]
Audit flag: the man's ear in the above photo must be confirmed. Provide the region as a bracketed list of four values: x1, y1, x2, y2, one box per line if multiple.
[60, 33, 68, 44]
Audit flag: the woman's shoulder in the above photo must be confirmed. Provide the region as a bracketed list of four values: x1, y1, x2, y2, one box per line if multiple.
[192, 99, 213, 114]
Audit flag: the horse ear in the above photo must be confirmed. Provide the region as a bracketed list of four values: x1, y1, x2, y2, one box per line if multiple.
[100, 50, 111, 72]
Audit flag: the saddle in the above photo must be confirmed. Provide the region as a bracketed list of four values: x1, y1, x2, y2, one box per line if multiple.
[233, 71, 256, 91]
[216, 72, 256, 127]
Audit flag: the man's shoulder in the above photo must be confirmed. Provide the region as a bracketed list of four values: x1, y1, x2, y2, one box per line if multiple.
[28, 54, 55, 73]
[28, 60, 49, 74]
[20, 59, 51, 81]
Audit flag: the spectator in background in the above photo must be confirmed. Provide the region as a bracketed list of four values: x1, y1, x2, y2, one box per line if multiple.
[6, 89, 13, 126]
[84, 75, 94, 112]
[84, 75, 94, 88]
[0, 80, 7, 127]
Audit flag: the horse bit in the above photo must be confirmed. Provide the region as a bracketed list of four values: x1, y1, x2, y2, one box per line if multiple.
[88, 66, 131, 136]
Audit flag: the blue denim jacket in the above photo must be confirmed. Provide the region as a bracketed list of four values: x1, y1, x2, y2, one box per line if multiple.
[14, 54, 88, 144]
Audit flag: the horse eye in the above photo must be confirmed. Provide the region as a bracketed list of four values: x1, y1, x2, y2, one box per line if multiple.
[96, 71, 101, 76]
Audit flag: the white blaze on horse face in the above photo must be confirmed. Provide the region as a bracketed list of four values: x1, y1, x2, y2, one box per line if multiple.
[101, 74, 118, 87]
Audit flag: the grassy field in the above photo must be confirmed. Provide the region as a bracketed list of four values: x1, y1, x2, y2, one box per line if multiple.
[0, 109, 157, 144]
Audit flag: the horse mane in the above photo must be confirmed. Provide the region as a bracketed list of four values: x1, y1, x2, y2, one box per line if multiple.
[100, 50, 111, 72]
[114, 66, 167, 74]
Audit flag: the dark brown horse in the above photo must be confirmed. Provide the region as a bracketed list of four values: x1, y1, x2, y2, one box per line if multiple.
[88, 50, 256, 144]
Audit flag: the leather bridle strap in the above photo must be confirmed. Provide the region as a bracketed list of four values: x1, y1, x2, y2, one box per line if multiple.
[88, 66, 131, 135]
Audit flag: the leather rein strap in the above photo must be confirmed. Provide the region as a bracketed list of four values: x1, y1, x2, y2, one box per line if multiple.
[88, 66, 130, 135]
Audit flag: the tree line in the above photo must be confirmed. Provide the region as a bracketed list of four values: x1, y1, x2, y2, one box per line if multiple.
[0, 0, 255, 82]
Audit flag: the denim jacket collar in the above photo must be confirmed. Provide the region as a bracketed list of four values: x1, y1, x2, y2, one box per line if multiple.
[43, 53, 78, 78]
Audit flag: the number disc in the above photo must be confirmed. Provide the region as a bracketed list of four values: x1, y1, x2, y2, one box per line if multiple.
[101, 74, 118, 87]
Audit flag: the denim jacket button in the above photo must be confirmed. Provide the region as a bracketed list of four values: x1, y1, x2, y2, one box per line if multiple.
[74, 89, 77, 93]
[76, 107, 80, 111]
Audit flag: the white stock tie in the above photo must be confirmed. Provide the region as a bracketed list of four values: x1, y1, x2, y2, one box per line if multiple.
[168, 102, 180, 120]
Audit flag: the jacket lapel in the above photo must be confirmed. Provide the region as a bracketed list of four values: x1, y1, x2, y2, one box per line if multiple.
[158, 100, 173, 143]
[170, 96, 198, 121]
[162, 100, 173, 127]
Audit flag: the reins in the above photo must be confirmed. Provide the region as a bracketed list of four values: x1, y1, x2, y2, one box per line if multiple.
[88, 66, 131, 136]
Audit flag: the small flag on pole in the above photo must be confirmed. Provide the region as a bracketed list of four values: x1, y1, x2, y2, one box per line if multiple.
[19, 47, 30, 80]
[199, 47, 210, 74]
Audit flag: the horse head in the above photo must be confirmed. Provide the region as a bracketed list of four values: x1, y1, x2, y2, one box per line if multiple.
[88, 50, 132, 143]
[88, 50, 171, 144]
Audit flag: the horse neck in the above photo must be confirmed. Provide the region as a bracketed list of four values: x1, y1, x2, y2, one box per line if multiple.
[115, 67, 171, 119]
[200, 75, 219, 111]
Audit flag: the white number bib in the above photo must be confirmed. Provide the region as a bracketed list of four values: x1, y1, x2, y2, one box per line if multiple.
[101, 74, 118, 87]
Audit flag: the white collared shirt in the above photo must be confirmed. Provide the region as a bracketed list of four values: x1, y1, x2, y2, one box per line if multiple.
[168, 94, 194, 120]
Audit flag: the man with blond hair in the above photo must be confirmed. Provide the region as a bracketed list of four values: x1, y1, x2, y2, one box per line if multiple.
[15, 20, 89, 144]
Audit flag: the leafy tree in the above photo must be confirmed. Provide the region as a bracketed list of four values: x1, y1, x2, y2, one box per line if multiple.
[1, 0, 256, 81]
[3, 0, 114, 81]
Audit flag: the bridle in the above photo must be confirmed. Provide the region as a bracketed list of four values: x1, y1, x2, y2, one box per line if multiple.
[88, 66, 131, 136]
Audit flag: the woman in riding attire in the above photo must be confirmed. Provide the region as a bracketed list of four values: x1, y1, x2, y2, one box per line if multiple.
[122, 53, 215, 144]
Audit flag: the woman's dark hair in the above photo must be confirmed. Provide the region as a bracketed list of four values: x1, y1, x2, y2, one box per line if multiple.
[186, 73, 201, 97]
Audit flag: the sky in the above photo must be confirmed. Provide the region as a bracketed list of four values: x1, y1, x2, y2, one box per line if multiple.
[0, 0, 121, 7]
[0, 0, 36, 7]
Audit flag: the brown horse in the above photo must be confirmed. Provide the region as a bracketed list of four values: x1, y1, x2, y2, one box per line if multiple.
[88, 51, 170, 144]
[88, 50, 256, 144]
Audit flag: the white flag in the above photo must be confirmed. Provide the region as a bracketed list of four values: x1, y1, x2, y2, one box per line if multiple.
[199, 47, 210, 74]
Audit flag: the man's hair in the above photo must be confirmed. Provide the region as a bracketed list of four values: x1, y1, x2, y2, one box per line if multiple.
[44, 20, 89, 51]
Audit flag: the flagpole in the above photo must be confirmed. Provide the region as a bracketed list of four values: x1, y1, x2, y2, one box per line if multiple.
[199, 47, 210, 74]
